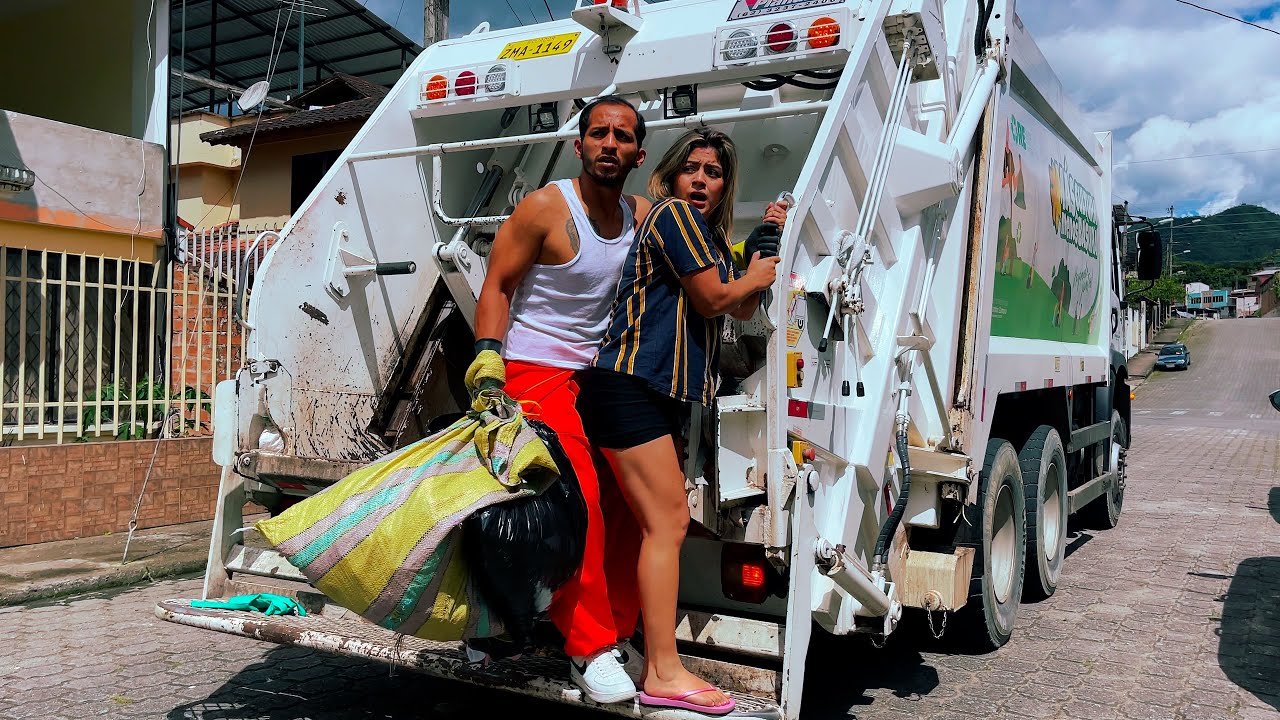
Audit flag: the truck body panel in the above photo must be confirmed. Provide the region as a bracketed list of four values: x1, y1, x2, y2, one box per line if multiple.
[165, 2, 1132, 717]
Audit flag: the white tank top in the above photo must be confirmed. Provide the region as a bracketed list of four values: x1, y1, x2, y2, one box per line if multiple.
[503, 179, 636, 370]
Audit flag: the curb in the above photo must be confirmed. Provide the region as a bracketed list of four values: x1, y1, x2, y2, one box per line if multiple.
[0, 557, 207, 608]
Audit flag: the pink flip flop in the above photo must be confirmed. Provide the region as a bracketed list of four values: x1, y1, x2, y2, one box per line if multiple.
[638, 688, 736, 716]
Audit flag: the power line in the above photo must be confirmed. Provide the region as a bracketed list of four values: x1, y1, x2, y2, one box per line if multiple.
[1172, 0, 1280, 37]
[1115, 146, 1280, 165]
[542, 0, 555, 20]
[503, 0, 527, 24]
[523, 0, 542, 23]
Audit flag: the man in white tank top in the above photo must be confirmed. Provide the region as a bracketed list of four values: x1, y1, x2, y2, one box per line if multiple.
[471, 97, 652, 704]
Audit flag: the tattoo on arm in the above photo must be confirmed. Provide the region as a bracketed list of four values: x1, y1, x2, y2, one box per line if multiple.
[566, 218, 581, 255]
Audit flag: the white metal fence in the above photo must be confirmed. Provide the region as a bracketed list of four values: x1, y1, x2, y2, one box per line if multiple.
[0, 225, 277, 445]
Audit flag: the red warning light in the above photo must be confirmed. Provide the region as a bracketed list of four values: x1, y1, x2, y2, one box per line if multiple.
[765, 22, 797, 54]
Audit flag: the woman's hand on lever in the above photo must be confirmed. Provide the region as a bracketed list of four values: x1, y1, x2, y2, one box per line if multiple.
[763, 201, 788, 232]
[729, 252, 780, 320]
[680, 252, 779, 318]
[744, 251, 780, 290]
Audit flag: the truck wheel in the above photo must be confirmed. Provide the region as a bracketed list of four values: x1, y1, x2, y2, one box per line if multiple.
[957, 439, 1026, 650]
[1019, 426, 1067, 600]
[1082, 410, 1127, 529]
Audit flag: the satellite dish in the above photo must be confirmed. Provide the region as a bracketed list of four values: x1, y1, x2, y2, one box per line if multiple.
[237, 81, 271, 112]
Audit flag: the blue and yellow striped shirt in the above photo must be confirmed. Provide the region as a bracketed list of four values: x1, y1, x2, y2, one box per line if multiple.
[593, 198, 739, 406]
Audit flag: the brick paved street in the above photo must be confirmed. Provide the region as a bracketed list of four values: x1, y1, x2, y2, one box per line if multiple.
[1, 319, 1277, 720]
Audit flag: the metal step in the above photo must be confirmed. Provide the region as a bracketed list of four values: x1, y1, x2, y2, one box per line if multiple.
[156, 599, 783, 720]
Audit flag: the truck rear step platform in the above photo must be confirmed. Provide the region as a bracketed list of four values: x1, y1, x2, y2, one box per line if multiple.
[156, 599, 782, 719]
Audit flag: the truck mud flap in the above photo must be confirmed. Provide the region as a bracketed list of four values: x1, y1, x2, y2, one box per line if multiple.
[156, 600, 782, 720]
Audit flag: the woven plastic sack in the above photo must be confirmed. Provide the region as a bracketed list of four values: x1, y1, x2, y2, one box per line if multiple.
[255, 364, 561, 643]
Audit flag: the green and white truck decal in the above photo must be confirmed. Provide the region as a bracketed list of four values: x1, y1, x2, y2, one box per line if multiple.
[991, 98, 1103, 344]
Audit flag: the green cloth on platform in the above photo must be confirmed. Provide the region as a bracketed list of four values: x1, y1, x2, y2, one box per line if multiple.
[190, 593, 307, 616]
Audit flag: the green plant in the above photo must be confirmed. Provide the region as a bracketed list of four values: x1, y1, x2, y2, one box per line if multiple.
[1126, 275, 1186, 305]
[79, 376, 212, 441]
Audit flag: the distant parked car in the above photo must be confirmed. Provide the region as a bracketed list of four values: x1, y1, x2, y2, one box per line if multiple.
[1156, 343, 1191, 370]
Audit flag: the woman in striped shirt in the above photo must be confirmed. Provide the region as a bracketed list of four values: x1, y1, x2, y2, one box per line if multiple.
[576, 128, 785, 715]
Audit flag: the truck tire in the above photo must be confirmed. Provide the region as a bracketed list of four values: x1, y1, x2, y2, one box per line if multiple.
[1081, 410, 1127, 529]
[957, 439, 1026, 650]
[1019, 426, 1067, 600]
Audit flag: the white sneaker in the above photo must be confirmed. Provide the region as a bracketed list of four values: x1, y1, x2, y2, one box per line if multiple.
[613, 640, 645, 685]
[570, 647, 637, 704]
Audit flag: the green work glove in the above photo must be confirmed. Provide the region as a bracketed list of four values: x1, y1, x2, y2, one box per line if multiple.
[191, 593, 306, 617]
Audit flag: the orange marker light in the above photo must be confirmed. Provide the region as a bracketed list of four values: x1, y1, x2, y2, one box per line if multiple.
[742, 564, 766, 589]
[807, 17, 840, 49]
[426, 74, 448, 101]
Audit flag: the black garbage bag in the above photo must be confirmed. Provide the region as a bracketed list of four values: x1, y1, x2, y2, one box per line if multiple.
[462, 417, 588, 654]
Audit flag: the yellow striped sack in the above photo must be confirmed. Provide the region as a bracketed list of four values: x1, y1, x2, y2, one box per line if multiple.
[255, 384, 559, 642]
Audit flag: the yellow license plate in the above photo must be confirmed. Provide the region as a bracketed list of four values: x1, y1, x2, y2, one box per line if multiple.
[497, 32, 582, 61]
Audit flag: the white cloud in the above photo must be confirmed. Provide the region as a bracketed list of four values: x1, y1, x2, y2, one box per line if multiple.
[1018, 1, 1280, 216]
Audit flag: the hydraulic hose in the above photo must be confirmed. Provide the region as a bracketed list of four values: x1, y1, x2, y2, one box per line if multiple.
[975, 0, 995, 59]
[873, 413, 913, 571]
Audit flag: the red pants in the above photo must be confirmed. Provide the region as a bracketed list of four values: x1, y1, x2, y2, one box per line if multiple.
[505, 360, 641, 657]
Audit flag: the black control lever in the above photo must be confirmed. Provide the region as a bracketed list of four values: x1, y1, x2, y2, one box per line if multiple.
[375, 261, 418, 276]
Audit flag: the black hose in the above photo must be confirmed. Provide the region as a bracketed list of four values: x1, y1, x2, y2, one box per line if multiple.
[784, 77, 842, 91]
[744, 72, 841, 92]
[744, 76, 789, 91]
[974, 0, 995, 59]
[873, 421, 913, 569]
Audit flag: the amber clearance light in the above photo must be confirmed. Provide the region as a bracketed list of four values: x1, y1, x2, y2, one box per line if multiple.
[807, 17, 840, 49]
[426, 74, 448, 101]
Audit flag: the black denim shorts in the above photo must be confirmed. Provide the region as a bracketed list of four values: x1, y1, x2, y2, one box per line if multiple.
[575, 368, 684, 450]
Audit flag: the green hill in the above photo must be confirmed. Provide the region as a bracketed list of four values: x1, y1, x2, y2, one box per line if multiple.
[1128, 204, 1280, 266]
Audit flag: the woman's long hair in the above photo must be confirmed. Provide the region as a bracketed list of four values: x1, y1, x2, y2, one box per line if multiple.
[647, 128, 739, 243]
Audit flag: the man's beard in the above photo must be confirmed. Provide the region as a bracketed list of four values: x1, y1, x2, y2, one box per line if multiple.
[583, 156, 630, 187]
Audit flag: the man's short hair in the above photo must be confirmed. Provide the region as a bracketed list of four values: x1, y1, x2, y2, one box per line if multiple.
[577, 95, 646, 147]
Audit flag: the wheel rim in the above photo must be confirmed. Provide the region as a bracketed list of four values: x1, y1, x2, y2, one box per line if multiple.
[1043, 459, 1063, 561]
[991, 479, 1017, 603]
[1111, 437, 1127, 508]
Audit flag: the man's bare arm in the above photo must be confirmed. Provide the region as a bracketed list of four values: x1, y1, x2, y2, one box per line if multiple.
[473, 189, 555, 344]
[630, 195, 654, 227]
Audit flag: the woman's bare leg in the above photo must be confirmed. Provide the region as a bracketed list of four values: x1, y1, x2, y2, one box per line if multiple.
[602, 436, 729, 708]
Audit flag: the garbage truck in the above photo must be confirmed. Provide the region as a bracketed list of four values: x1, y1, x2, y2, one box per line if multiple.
[159, 1, 1154, 717]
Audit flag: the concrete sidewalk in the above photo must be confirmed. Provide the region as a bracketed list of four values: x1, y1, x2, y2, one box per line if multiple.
[0, 513, 265, 607]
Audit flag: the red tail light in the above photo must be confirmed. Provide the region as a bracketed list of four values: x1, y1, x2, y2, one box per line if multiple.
[455, 70, 477, 97]
[721, 543, 782, 604]
[765, 22, 797, 54]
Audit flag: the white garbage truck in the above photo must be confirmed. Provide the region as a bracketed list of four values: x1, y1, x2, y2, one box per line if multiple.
[159, 1, 1159, 717]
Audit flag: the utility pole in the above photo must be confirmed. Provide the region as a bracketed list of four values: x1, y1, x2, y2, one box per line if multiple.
[1167, 204, 1175, 276]
[425, 0, 448, 47]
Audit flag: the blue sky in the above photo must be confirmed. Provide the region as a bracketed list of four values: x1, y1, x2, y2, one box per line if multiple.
[364, 0, 1280, 217]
